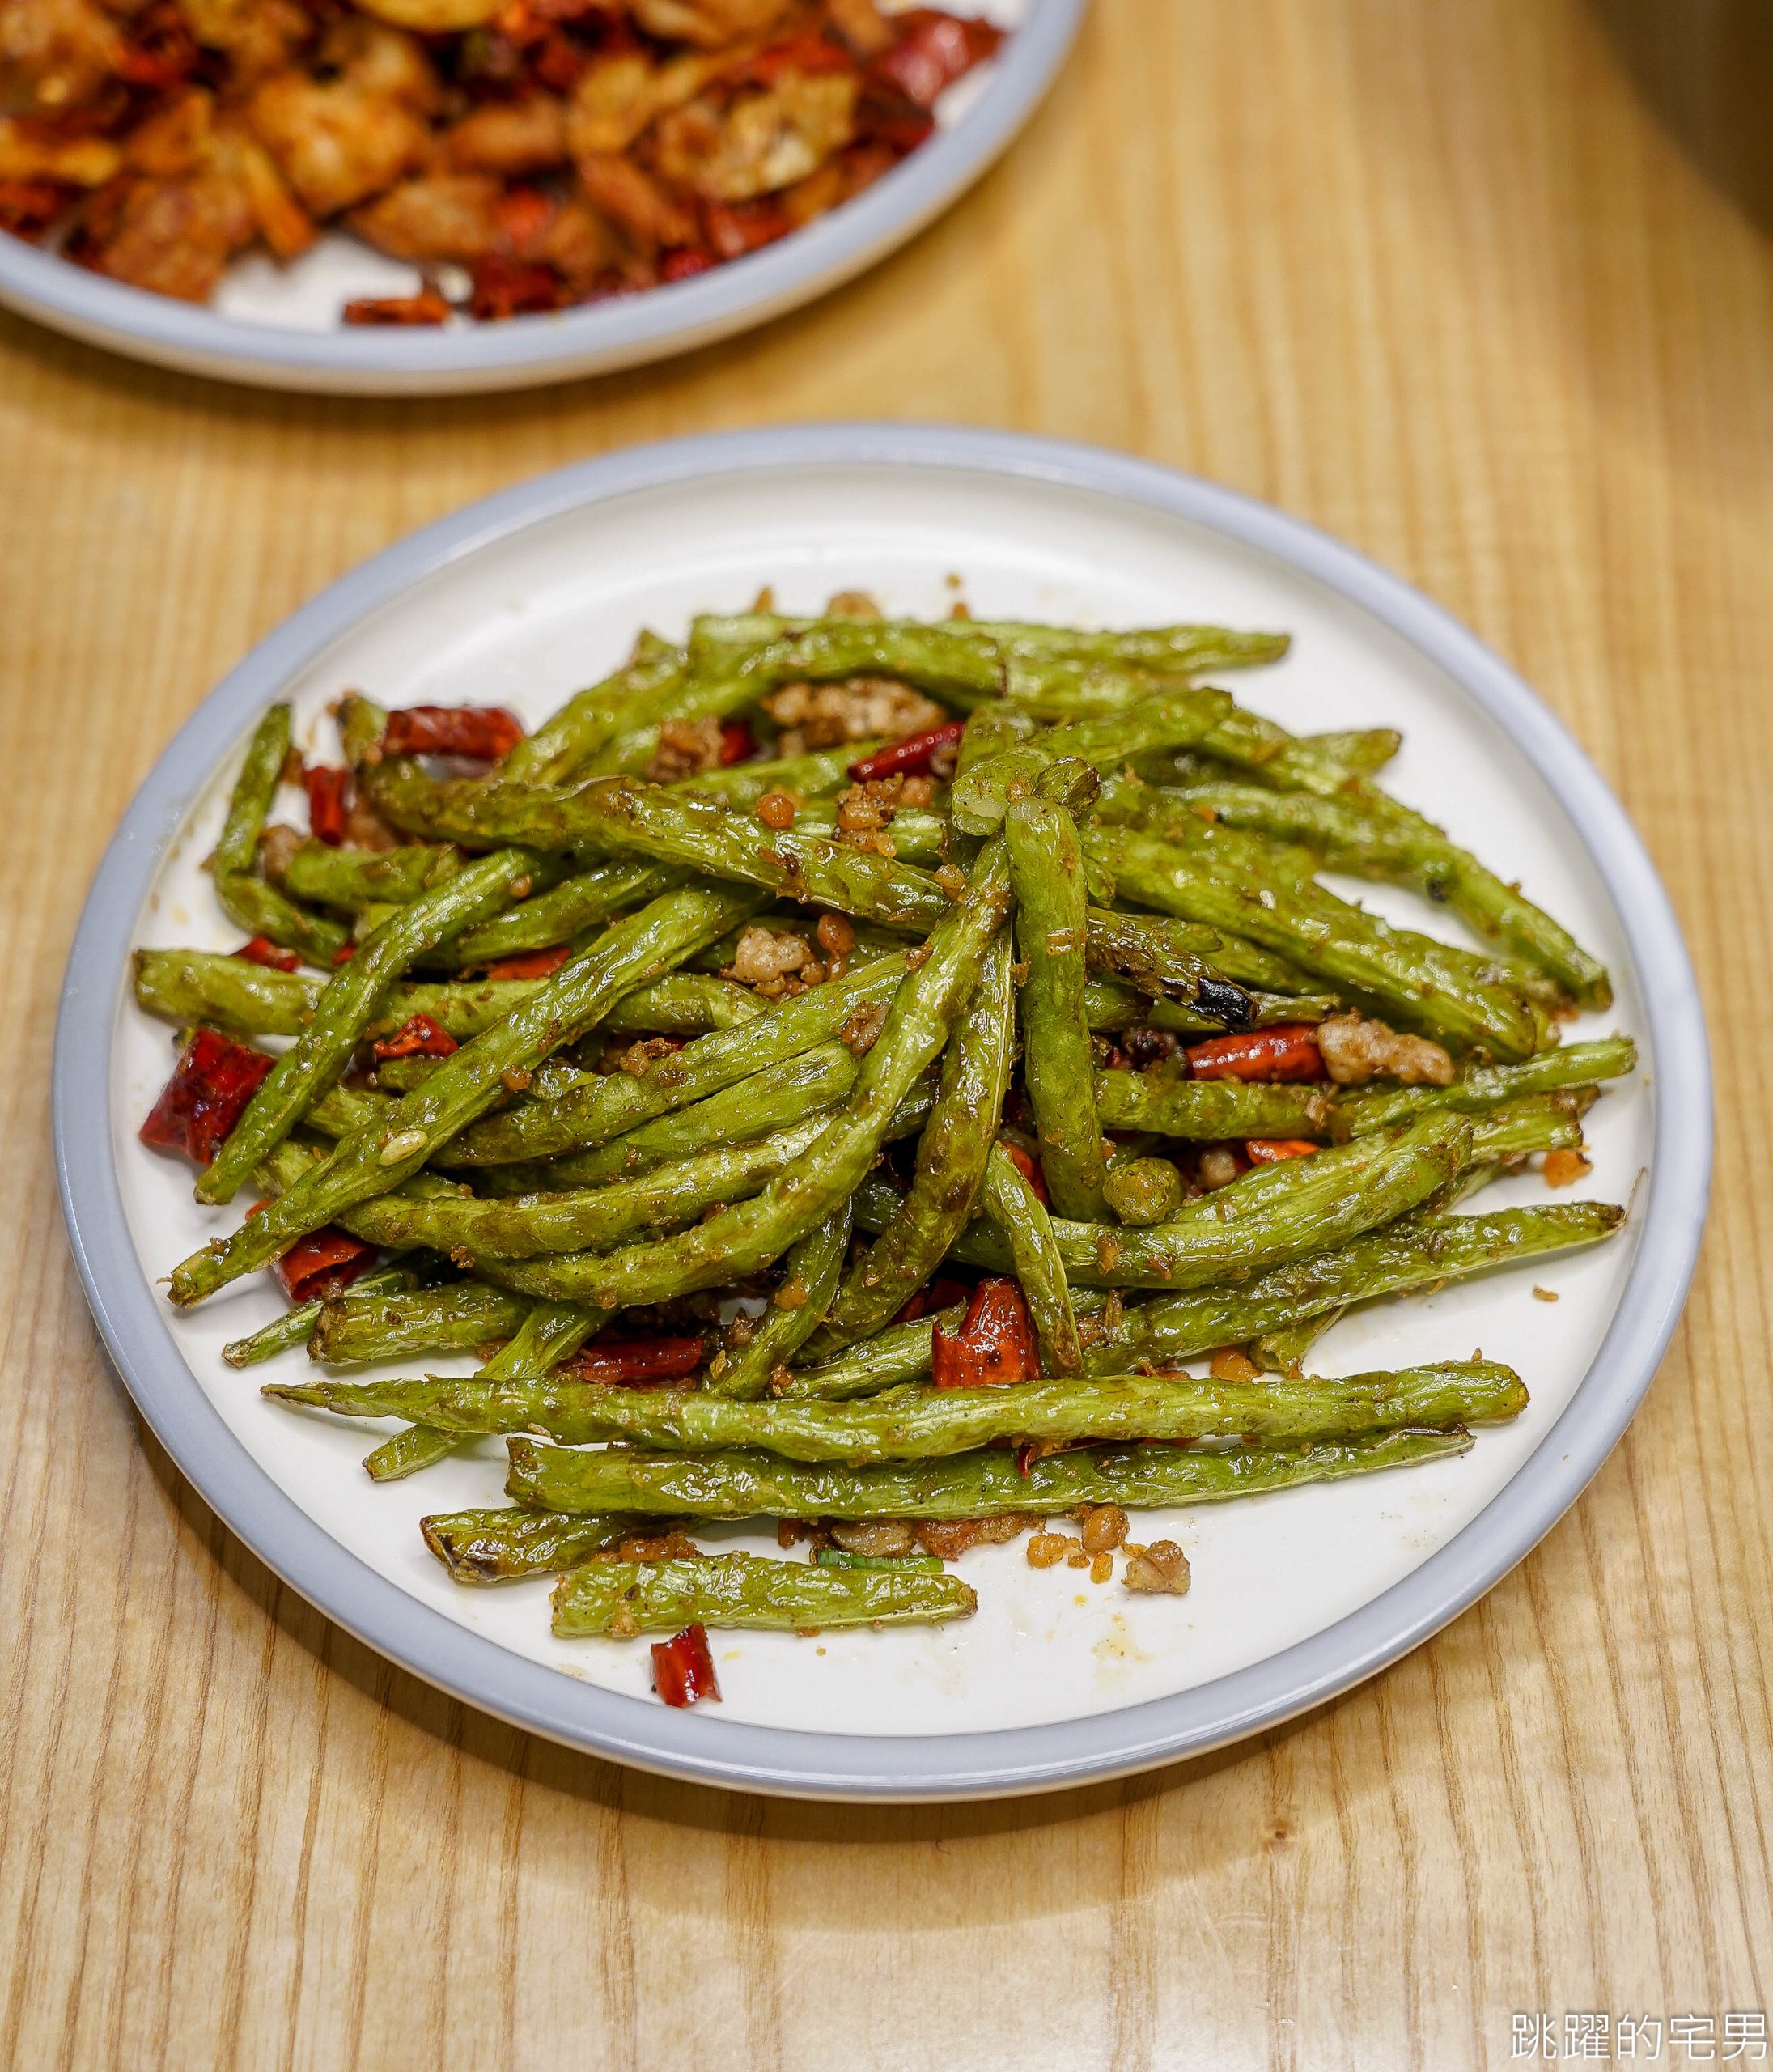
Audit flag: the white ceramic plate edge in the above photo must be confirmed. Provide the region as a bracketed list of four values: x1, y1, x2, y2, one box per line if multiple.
[0, 0, 1083, 396]
[53, 424, 1712, 1798]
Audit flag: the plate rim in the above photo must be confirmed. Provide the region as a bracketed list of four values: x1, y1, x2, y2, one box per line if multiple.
[0, 0, 1084, 396]
[53, 422, 1713, 1801]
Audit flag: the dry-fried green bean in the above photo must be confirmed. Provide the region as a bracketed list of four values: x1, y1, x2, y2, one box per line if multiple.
[776, 1306, 964, 1400]
[706, 1199, 852, 1400]
[1083, 979, 1340, 1036]
[422, 1507, 634, 1583]
[499, 638, 686, 786]
[551, 1552, 977, 1636]
[276, 839, 462, 911]
[1079, 1201, 1625, 1371]
[1334, 1038, 1636, 1137]
[817, 932, 1012, 1348]
[506, 1427, 1471, 1518]
[210, 703, 350, 966]
[979, 1141, 1081, 1372]
[1092, 1072, 1334, 1140]
[310, 1281, 531, 1365]
[221, 1263, 417, 1369]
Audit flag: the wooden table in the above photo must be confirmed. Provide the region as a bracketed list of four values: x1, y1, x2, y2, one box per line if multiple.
[3, 2, 1769, 2064]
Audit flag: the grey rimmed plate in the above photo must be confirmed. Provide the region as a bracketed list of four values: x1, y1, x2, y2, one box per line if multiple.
[53, 424, 1711, 1800]
[0, 0, 1078, 396]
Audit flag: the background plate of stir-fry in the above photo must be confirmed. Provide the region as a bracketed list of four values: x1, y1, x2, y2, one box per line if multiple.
[54, 427, 1707, 1797]
[0, 0, 1081, 392]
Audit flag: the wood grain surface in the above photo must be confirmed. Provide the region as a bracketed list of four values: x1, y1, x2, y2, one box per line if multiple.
[2, 2, 1771, 2065]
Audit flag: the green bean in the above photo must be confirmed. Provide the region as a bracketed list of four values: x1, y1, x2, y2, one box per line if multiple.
[1092, 1072, 1334, 1140]
[507, 1427, 1471, 1518]
[1250, 1312, 1338, 1378]
[504, 1040, 867, 1193]
[360, 762, 952, 932]
[422, 1507, 634, 1583]
[964, 621, 1290, 684]
[1003, 796, 1108, 1216]
[1466, 1093, 1588, 1160]
[310, 1282, 532, 1365]
[276, 839, 462, 911]
[464, 847, 1012, 1310]
[1092, 828, 1540, 1060]
[210, 705, 350, 966]
[168, 884, 763, 1305]
[1334, 1038, 1636, 1137]
[680, 744, 880, 807]
[815, 1549, 946, 1574]
[363, 1424, 460, 1482]
[221, 1263, 418, 1368]
[818, 932, 1013, 1348]
[1171, 779, 1610, 1008]
[706, 1200, 852, 1399]
[858, 1110, 1475, 1289]
[198, 847, 549, 1203]
[134, 949, 539, 1043]
[952, 687, 1230, 834]
[789, 804, 949, 865]
[1101, 1157, 1186, 1226]
[214, 705, 291, 880]
[979, 1142, 1082, 1372]
[1083, 979, 1341, 1035]
[777, 1307, 963, 1400]
[1079, 1201, 1625, 1371]
[597, 975, 768, 1038]
[291, 1358, 1523, 1460]
[1083, 910, 1321, 999]
[499, 639, 686, 786]
[445, 950, 908, 1167]
[551, 1552, 977, 1637]
[434, 860, 683, 969]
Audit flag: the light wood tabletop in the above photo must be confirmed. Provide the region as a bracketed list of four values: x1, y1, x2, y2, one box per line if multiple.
[2, 2, 1770, 2066]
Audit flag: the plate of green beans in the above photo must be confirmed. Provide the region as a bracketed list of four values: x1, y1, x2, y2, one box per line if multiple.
[56, 426, 1708, 1798]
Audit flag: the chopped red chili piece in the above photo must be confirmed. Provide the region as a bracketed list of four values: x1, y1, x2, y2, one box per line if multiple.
[115, 4, 199, 89]
[660, 247, 715, 283]
[531, 28, 586, 91]
[931, 1277, 1041, 1387]
[1245, 1138, 1321, 1166]
[271, 1227, 378, 1304]
[342, 291, 453, 327]
[139, 1028, 273, 1165]
[469, 254, 566, 322]
[854, 83, 936, 155]
[872, 10, 1003, 110]
[303, 765, 351, 846]
[483, 944, 571, 982]
[497, 184, 554, 252]
[563, 1336, 706, 1386]
[718, 717, 755, 766]
[332, 943, 358, 966]
[233, 936, 301, 972]
[893, 1274, 971, 1325]
[1003, 1140, 1050, 1206]
[0, 180, 75, 240]
[371, 1013, 459, 1062]
[847, 720, 965, 783]
[724, 30, 853, 87]
[651, 1622, 720, 1707]
[381, 705, 526, 762]
[1183, 1025, 1326, 1082]
[702, 197, 791, 261]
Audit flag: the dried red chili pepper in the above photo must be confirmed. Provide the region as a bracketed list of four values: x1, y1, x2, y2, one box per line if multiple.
[1244, 1138, 1320, 1166]
[271, 1227, 378, 1303]
[469, 254, 566, 321]
[846, 720, 965, 783]
[931, 1277, 1041, 1387]
[483, 944, 571, 982]
[563, 1336, 706, 1386]
[702, 197, 791, 261]
[498, 184, 554, 252]
[233, 936, 301, 972]
[0, 180, 74, 240]
[893, 1274, 971, 1325]
[1003, 1141, 1050, 1206]
[371, 1013, 459, 1062]
[1183, 1025, 1325, 1082]
[115, 4, 199, 90]
[651, 1623, 720, 1707]
[872, 10, 1003, 110]
[332, 943, 358, 966]
[342, 291, 452, 326]
[303, 765, 351, 846]
[140, 1029, 273, 1165]
[718, 718, 755, 766]
[382, 705, 526, 762]
[660, 247, 715, 283]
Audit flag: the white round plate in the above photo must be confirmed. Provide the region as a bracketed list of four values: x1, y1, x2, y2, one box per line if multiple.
[54, 425, 1711, 1800]
[0, 0, 1077, 396]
